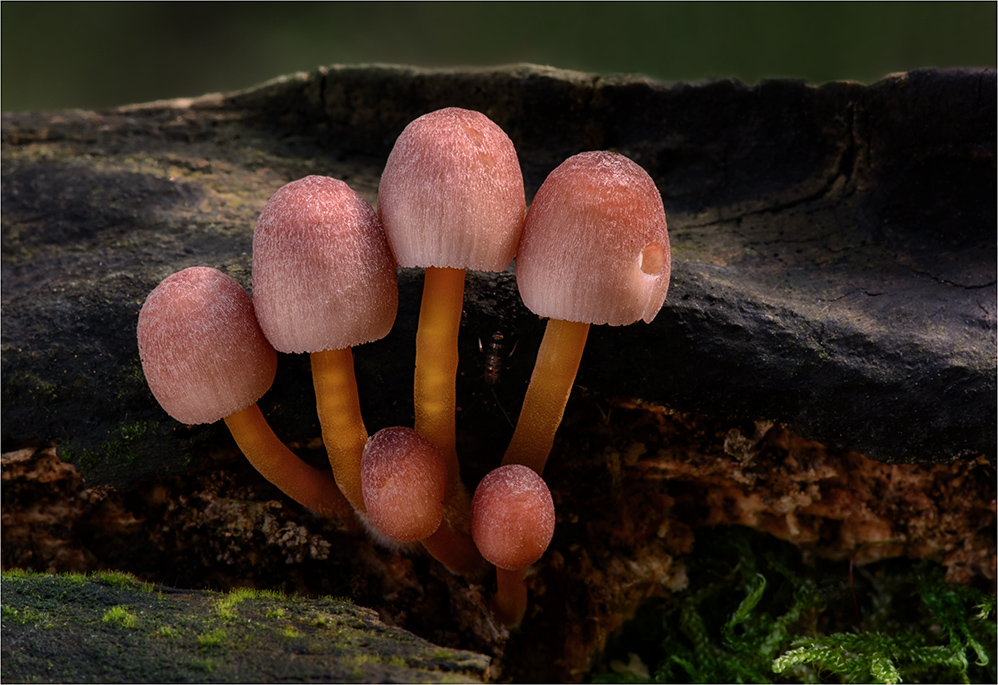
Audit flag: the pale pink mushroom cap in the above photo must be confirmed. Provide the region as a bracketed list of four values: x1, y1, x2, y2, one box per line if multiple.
[516, 151, 671, 326]
[377, 107, 526, 271]
[361, 427, 447, 542]
[471, 464, 556, 571]
[252, 175, 399, 354]
[137, 266, 277, 425]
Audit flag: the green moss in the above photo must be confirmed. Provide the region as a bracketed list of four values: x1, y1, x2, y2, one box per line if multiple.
[214, 592, 244, 621]
[240, 587, 285, 601]
[265, 606, 287, 620]
[2, 605, 49, 625]
[155, 624, 177, 638]
[2, 571, 489, 682]
[772, 566, 996, 684]
[216, 586, 286, 620]
[318, 593, 355, 606]
[80, 420, 154, 468]
[594, 527, 997, 684]
[197, 628, 228, 649]
[102, 606, 138, 629]
[95, 570, 151, 591]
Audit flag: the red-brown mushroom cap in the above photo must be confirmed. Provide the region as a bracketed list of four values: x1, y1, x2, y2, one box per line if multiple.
[515, 150, 671, 326]
[253, 175, 398, 354]
[471, 464, 555, 571]
[360, 427, 447, 542]
[137, 266, 277, 425]
[377, 107, 526, 271]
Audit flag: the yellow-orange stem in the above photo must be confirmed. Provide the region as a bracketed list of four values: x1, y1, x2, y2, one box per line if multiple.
[311, 347, 368, 513]
[224, 404, 354, 521]
[414, 266, 465, 487]
[502, 318, 590, 475]
[493, 566, 529, 626]
[422, 516, 486, 576]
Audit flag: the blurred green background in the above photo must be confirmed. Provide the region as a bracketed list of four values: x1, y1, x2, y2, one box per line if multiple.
[3, 2, 995, 112]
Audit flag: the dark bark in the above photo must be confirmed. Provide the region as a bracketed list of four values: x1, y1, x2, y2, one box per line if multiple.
[2, 65, 994, 489]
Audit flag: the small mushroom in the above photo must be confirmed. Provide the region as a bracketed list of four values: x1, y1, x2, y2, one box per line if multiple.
[471, 464, 555, 626]
[360, 426, 483, 574]
[504, 151, 671, 474]
[361, 427, 446, 542]
[137, 266, 351, 521]
[252, 175, 398, 513]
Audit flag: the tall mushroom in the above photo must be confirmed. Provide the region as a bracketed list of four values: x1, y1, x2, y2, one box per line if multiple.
[137, 266, 352, 521]
[377, 107, 525, 570]
[377, 107, 526, 481]
[504, 151, 671, 475]
[471, 464, 555, 626]
[252, 175, 398, 514]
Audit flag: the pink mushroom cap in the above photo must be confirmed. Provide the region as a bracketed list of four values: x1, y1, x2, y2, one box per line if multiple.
[137, 266, 277, 425]
[252, 175, 398, 354]
[515, 150, 671, 326]
[471, 464, 556, 571]
[360, 427, 448, 542]
[377, 107, 526, 272]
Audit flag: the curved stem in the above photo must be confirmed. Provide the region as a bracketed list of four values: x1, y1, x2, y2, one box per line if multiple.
[414, 266, 465, 488]
[311, 347, 368, 513]
[502, 318, 590, 475]
[493, 566, 529, 626]
[422, 515, 486, 577]
[417, 462, 484, 576]
[224, 403, 354, 521]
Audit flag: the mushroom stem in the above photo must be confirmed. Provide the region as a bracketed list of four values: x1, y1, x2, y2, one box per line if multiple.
[311, 347, 369, 513]
[502, 318, 590, 474]
[223, 403, 354, 521]
[411, 268, 485, 575]
[413, 266, 465, 484]
[493, 567, 529, 626]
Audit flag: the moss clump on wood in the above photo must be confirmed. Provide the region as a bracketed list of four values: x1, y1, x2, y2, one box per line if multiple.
[0, 570, 489, 683]
[594, 527, 997, 684]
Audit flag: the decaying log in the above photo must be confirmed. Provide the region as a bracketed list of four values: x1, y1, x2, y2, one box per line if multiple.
[2, 64, 995, 490]
[1, 570, 491, 683]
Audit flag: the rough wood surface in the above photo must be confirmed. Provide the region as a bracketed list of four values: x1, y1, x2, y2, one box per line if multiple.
[4, 410, 993, 682]
[2, 64, 995, 490]
[1, 570, 490, 683]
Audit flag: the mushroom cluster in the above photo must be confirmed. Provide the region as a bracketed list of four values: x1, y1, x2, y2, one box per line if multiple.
[137, 108, 671, 627]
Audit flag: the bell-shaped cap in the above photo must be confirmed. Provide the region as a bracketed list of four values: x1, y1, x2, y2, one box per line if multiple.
[253, 175, 399, 354]
[471, 464, 555, 571]
[377, 107, 526, 272]
[361, 427, 447, 543]
[137, 266, 277, 425]
[516, 151, 671, 326]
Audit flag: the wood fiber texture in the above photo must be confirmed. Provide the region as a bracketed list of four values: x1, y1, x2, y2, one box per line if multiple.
[2, 65, 995, 490]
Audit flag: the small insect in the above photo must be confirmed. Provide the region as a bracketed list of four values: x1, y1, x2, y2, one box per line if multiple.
[478, 331, 516, 386]
[478, 331, 517, 428]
